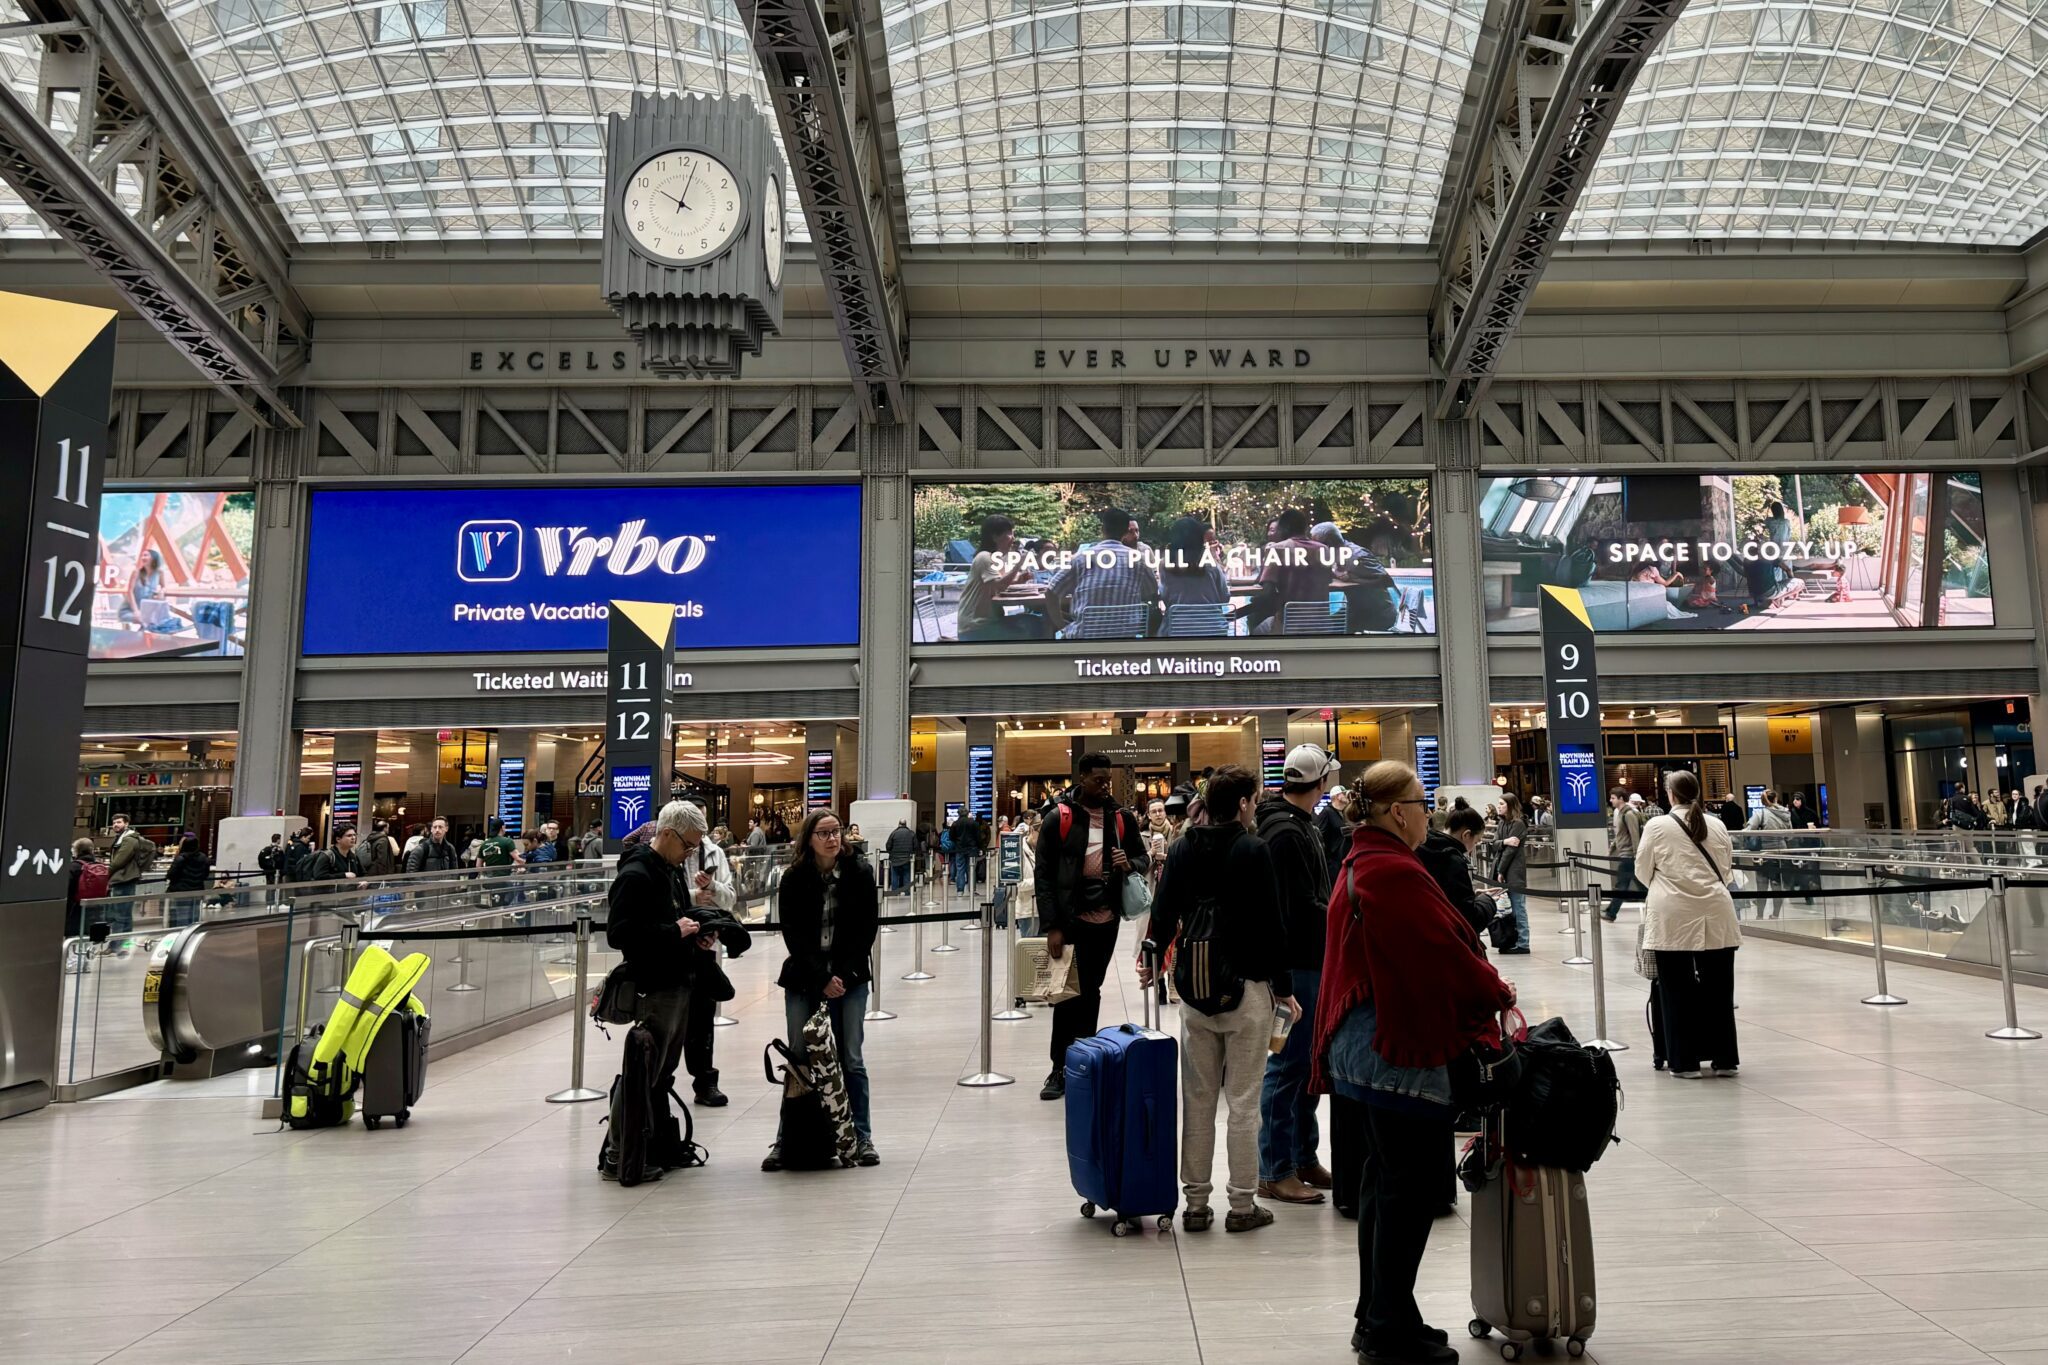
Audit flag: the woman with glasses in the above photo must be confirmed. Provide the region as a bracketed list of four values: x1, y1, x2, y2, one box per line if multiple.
[764, 808, 881, 1170]
[1315, 761, 1515, 1365]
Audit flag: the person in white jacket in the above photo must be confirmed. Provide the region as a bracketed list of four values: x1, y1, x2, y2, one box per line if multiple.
[1634, 770, 1741, 1079]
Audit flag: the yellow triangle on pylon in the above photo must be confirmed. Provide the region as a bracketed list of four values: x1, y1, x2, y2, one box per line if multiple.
[1541, 584, 1594, 631]
[0, 291, 117, 396]
[611, 600, 674, 648]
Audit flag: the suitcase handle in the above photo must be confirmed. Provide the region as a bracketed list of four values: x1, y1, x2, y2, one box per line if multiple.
[1139, 939, 1165, 1030]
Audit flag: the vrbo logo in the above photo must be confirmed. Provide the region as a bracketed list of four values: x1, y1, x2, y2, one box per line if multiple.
[458, 519, 713, 584]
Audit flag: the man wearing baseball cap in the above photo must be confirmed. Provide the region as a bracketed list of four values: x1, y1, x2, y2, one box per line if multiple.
[1254, 742, 1341, 1206]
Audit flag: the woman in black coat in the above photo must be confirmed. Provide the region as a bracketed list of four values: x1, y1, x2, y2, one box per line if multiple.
[766, 807, 880, 1169]
[164, 834, 212, 927]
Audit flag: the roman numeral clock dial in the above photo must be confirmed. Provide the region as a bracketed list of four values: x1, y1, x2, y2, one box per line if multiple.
[624, 150, 744, 263]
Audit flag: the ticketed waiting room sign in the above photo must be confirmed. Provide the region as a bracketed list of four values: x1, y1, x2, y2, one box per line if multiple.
[302, 484, 861, 654]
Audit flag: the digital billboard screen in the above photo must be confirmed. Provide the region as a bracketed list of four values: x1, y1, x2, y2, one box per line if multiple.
[302, 484, 862, 655]
[1478, 472, 1992, 633]
[92, 490, 254, 660]
[911, 479, 1434, 644]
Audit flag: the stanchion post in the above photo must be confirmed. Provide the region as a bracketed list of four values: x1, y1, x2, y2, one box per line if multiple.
[864, 936, 897, 1021]
[712, 939, 736, 1027]
[546, 909, 605, 1102]
[1564, 856, 1591, 965]
[931, 864, 959, 954]
[994, 897, 1029, 1022]
[1584, 882, 1627, 1052]
[446, 918, 481, 992]
[1862, 866, 1908, 1007]
[960, 896, 1015, 1087]
[903, 912, 934, 981]
[1985, 873, 2042, 1040]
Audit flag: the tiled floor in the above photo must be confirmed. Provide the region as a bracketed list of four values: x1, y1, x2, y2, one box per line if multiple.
[5, 899, 2048, 1364]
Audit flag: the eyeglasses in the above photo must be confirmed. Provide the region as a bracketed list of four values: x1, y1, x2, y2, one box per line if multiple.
[1390, 798, 1429, 810]
[815, 828, 843, 839]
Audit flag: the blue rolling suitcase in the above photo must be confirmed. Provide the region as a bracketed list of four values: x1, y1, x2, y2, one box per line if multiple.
[1064, 940, 1177, 1237]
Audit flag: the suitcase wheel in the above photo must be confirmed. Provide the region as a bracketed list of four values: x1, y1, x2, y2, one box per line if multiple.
[1156, 1215, 1172, 1232]
[1080, 1201, 1095, 1219]
[395, 1113, 409, 1129]
[1566, 1341, 1586, 1360]
[364, 1117, 380, 1131]
[1468, 1320, 1491, 1341]
[1499, 1344, 1522, 1362]
[1110, 1220, 1132, 1238]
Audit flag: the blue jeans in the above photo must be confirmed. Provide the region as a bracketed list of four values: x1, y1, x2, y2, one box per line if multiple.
[950, 852, 970, 892]
[784, 983, 872, 1141]
[1508, 888, 1529, 949]
[1259, 969, 1321, 1182]
[889, 861, 910, 894]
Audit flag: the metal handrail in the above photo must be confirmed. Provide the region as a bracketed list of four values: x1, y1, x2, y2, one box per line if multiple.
[291, 891, 607, 1043]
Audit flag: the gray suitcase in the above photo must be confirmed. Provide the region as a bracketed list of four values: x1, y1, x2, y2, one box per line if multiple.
[360, 1008, 429, 1130]
[1467, 1139, 1596, 1361]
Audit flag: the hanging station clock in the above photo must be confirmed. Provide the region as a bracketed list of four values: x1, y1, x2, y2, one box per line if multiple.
[603, 93, 787, 379]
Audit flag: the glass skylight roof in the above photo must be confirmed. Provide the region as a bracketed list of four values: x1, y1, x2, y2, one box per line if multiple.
[1570, 0, 2048, 246]
[875, 0, 1485, 242]
[157, 0, 802, 241]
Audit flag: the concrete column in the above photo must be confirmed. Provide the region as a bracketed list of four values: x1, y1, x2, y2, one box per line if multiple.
[1819, 705, 1888, 830]
[936, 729, 967, 816]
[230, 453, 305, 816]
[1431, 418, 1492, 785]
[856, 424, 912, 802]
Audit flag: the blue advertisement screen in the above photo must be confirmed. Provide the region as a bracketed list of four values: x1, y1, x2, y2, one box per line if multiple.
[1556, 744, 1600, 817]
[302, 484, 862, 655]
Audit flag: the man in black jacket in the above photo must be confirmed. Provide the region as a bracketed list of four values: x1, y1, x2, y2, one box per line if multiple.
[1140, 764, 1292, 1233]
[304, 827, 363, 882]
[1035, 751, 1151, 1100]
[403, 817, 459, 874]
[603, 800, 721, 1179]
[1254, 744, 1339, 1207]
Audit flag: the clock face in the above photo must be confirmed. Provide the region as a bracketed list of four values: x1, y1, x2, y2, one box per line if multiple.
[763, 174, 785, 290]
[621, 149, 745, 264]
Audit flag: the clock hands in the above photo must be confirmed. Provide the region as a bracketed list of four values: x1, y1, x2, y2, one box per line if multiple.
[676, 159, 700, 212]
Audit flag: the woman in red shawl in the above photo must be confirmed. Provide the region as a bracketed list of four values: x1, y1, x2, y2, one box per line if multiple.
[1312, 761, 1516, 1365]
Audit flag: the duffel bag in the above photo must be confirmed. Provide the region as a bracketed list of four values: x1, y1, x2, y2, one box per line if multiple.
[1502, 1016, 1621, 1172]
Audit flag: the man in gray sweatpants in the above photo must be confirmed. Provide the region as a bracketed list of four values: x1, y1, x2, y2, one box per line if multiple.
[1140, 763, 1296, 1234]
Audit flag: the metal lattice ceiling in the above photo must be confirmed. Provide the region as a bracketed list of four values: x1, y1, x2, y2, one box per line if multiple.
[1568, 0, 2048, 246]
[153, 0, 805, 241]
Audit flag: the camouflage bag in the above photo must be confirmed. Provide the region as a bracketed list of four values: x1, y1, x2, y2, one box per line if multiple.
[801, 1002, 861, 1165]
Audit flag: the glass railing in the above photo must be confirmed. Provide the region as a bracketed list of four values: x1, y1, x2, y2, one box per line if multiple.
[56, 862, 613, 1096]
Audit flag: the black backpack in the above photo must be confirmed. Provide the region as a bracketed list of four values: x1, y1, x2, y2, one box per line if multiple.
[599, 1023, 672, 1186]
[765, 1039, 842, 1170]
[1502, 1016, 1621, 1172]
[1172, 884, 1246, 1017]
[281, 1032, 351, 1129]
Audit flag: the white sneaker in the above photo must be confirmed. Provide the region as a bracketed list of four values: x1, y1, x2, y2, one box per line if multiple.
[1671, 1069, 1704, 1079]
[1712, 1066, 1739, 1078]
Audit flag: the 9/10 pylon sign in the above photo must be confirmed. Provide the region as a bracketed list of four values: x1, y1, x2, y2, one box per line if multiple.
[1540, 586, 1605, 830]
[0, 291, 117, 1118]
[605, 600, 677, 850]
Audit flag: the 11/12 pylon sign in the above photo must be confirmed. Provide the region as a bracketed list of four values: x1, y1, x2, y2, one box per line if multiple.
[605, 600, 676, 848]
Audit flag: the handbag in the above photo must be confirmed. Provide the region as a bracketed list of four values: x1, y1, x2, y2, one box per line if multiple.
[1119, 870, 1153, 922]
[1448, 1008, 1527, 1112]
[1634, 922, 1659, 980]
[589, 963, 640, 1029]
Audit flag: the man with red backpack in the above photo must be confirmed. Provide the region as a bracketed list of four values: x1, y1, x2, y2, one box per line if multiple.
[1033, 752, 1152, 1100]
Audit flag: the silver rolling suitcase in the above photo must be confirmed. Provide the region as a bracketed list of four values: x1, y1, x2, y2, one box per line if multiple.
[1467, 1116, 1596, 1361]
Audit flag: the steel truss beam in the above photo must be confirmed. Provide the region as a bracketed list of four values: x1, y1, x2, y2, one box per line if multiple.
[742, 0, 908, 423]
[1431, 0, 1687, 420]
[0, 1, 308, 426]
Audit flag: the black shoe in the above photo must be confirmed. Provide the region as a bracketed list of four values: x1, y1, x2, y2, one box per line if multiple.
[760, 1146, 783, 1173]
[1601, 911, 1619, 922]
[1334, 1204, 1359, 1220]
[1350, 1329, 1456, 1363]
[854, 1138, 880, 1167]
[1500, 946, 1532, 955]
[1040, 1069, 1065, 1101]
[693, 1084, 729, 1108]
